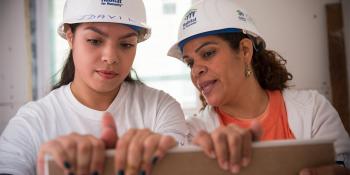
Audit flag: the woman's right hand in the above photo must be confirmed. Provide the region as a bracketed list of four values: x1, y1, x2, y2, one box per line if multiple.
[192, 121, 262, 174]
[37, 133, 106, 175]
[36, 112, 117, 175]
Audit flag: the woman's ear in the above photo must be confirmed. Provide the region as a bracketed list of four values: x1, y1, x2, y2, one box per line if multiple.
[65, 25, 74, 49]
[239, 38, 254, 64]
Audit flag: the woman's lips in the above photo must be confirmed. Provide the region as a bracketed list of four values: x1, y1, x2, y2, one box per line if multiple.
[96, 70, 118, 79]
[198, 80, 217, 96]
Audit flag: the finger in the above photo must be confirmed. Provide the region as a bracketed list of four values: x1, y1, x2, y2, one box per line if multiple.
[87, 135, 106, 175]
[211, 128, 229, 171]
[250, 120, 263, 141]
[127, 129, 152, 175]
[37, 140, 71, 174]
[154, 135, 177, 159]
[141, 134, 161, 175]
[226, 125, 244, 174]
[56, 134, 78, 173]
[37, 150, 45, 175]
[192, 130, 216, 159]
[101, 112, 118, 149]
[240, 128, 253, 167]
[115, 129, 137, 175]
[76, 135, 93, 175]
[145, 135, 176, 175]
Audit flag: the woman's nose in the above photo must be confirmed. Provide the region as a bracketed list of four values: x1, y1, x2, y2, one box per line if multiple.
[102, 56, 119, 64]
[102, 46, 119, 64]
[192, 64, 208, 78]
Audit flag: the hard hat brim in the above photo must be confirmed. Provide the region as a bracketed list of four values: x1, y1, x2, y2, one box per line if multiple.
[167, 28, 265, 60]
[57, 21, 151, 43]
[57, 21, 152, 42]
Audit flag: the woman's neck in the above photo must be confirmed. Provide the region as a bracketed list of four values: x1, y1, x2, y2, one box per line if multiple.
[219, 79, 269, 119]
[70, 81, 120, 111]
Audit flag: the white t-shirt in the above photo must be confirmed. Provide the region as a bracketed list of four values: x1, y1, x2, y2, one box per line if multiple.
[0, 82, 188, 175]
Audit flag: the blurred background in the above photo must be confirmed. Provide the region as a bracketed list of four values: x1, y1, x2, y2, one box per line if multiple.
[0, 0, 349, 134]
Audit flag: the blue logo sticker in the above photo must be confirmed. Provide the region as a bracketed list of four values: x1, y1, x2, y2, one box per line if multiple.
[182, 9, 197, 30]
[101, 0, 123, 7]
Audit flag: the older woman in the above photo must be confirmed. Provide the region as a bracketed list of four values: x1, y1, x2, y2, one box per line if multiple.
[0, 1, 187, 175]
[168, 0, 350, 174]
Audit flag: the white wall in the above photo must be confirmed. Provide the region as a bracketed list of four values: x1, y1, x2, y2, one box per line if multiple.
[0, 0, 32, 133]
[35, 0, 52, 98]
[235, 0, 340, 99]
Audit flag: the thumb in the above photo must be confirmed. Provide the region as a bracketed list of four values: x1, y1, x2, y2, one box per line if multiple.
[250, 120, 263, 141]
[100, 112, 118, 149]
[36, 151, 45, 175]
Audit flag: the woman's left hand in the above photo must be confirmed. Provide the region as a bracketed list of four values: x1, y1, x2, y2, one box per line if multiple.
[114, 129, 177, 175]
[299, 164, 350, 175]
[192, 121, 262, 174]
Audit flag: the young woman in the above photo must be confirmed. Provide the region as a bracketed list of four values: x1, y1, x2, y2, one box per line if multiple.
[167, 0, 350, 174]
[0, 1, 187, 175]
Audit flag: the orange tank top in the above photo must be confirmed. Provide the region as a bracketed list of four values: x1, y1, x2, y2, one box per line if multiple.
[215, 90, 295, 141]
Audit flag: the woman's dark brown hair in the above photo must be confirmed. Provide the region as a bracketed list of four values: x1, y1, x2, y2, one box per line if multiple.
[52, 23, 141, 90]
[199, 32, 293, 109]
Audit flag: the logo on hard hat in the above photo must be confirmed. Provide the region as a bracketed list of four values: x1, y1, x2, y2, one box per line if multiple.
[101, 0, 123, 7]
[236, 9, 255, 25]
[237, 10, 247, 22]
[182, 9, 197, 30]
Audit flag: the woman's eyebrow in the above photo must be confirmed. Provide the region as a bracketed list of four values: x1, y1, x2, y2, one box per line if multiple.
[84, 26, 109, 37]
[119, 32, 138, 40]
[85, 26, 138, 39]
[182, 41, 218, 59]
[195, 41, 218, 53]
[84, 26, 138, 40]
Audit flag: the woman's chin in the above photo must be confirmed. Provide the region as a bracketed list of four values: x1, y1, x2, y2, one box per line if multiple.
[204, 95, 221, 107]
[90, 82, 120, 94]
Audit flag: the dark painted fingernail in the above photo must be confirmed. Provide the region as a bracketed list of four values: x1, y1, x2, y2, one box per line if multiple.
[139, 170, 146, 175]
[68, 172, 75, 175]
[152, 157, 158, 165]
[63, 161, 71, 169]
[91, 171, 99, 175]
[117, 170, 125, 175]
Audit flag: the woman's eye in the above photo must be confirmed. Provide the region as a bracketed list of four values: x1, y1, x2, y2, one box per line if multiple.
[87, 39, 102, 46]
[121, 43, 136, 49]
[202, 50, 216, 58]
[185, 59, 194, 68]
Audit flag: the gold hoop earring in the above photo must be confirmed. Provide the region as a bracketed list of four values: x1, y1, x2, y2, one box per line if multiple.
[245, 64, 252, 78]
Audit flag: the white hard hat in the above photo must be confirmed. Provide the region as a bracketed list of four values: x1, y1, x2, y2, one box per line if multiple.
[167, 0, 265, 60]
[57, 0, 151, 42]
